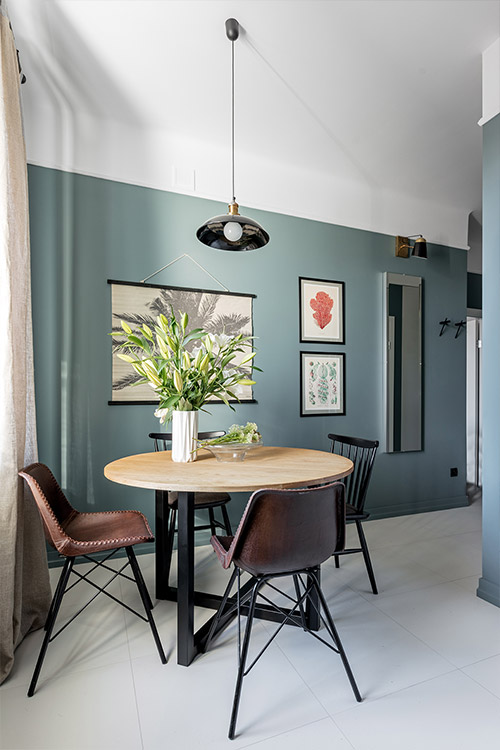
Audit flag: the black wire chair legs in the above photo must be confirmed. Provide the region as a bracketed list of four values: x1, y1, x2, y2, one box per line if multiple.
[28, 547, 166, 697]
[206, 567, 362, 740]
[229, 576, 261, 740]
[333, 520, 378, 594]
[28, 558, 74, 697]
[355, 520, 378, 595]
[126, 547, 167, 664]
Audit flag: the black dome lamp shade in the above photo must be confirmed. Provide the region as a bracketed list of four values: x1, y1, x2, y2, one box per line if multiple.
[411, 236, 428, 259]
[196, 19, 270, 252]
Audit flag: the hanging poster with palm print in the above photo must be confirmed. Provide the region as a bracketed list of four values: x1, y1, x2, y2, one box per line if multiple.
[108, 280, 256, 404]
[299, 277, 345, 344]
[300, 351, 346, 416]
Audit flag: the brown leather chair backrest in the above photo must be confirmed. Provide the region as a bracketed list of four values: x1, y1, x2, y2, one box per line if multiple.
[19, 463, 76, 551]
[231, 482, 346, 577]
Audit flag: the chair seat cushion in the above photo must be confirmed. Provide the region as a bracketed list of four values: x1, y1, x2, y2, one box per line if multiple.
[168, 491, 231, 508]
[59, 510, 154, 556]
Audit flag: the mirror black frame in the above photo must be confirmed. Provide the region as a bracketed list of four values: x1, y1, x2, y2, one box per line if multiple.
[384, 273, 422, 453]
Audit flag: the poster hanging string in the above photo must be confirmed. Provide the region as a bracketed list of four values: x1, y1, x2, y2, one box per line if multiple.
[140, 254, 230, 292]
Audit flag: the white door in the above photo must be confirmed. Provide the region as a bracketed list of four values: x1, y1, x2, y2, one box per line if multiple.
[466, 317, 482, 486]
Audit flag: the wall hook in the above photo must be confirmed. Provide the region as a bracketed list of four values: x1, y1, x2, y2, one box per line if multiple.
[439, 318, 451, 336]
[454, 320, 466, 338]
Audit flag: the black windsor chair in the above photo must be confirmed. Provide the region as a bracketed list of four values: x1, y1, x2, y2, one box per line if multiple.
[328, 433, 379, 594]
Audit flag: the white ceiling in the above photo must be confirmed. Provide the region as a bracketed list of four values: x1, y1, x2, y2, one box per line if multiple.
[8, 0, 500, 248]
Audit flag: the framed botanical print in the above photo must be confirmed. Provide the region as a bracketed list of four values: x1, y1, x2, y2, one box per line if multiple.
[300, 351, 346, 416]
[299, 277, 345, 344]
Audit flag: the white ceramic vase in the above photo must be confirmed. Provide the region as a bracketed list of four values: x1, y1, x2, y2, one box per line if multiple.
[171, 410, 199, 463]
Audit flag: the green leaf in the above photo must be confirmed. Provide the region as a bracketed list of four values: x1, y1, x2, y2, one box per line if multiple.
[162, 394, 181, 407]
[117, 353, 136, 363]
[128, 334, 145, 348]
[239, 352, 256, 365]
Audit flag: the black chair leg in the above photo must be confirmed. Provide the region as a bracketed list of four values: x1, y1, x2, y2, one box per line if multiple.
[229, 578, 261, 740]
[126, 547, 167, 664]
[28, 557, 74, 697]
[309, 573, 362, 703]
[334, 554, 340, 568]
[293, 574, 308, 632]
[208, 508, 217, 536]
[44, 560, 68, 630]
[163, 506, 177, 589]
[130, 549, 154, 611]
[355, 520, 378, 594]
[203, 566, 238, 653]
[221, 504, 233, 536]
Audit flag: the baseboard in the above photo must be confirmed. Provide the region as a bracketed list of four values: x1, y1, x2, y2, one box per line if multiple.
[366, 494, 469, 521]
[476, 577, 500, 608]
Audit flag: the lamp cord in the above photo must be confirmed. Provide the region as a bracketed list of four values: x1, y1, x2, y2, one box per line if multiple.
[231, 38, 235, 203]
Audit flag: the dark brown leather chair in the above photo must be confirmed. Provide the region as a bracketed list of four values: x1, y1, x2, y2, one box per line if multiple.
[203, 481, 362, 740]
[18, 463, 167, 697]
[328, 434, 379, 594]
[150, 431, 232, 588]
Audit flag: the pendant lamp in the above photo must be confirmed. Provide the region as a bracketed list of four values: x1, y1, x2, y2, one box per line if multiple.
[196, 18, 270, 251]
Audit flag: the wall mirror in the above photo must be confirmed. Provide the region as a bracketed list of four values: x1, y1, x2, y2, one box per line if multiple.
[384, 273, 422, 452]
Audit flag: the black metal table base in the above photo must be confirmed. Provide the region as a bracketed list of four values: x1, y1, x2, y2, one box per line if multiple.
[155, 489, 320, 666]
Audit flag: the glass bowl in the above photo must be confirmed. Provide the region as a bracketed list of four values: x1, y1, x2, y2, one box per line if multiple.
[200, 440, 263, 462]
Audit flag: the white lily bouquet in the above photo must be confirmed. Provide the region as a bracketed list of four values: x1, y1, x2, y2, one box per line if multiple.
[111, 309, 260, 427]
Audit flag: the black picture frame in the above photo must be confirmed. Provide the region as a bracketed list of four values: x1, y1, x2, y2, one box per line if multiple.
[299, 277, 345, 344]
[300, 351, 346, 416]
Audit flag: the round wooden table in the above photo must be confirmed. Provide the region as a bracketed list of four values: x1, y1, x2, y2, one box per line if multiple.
[104, 446, 353, 665]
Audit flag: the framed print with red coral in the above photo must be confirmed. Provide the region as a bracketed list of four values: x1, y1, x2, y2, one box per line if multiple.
[300, 351, 346, 417]
[299, 277, 345, 344]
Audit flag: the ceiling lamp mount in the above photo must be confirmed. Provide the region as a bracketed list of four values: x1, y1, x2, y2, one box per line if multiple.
[395, 234, 428, 259]
[196, 19, 270, 252]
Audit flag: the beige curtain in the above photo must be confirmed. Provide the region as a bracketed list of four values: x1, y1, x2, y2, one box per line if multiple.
[0, 9, 52, 684]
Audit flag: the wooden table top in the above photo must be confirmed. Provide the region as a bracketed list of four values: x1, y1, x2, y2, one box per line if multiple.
[104, 446, 353, 493]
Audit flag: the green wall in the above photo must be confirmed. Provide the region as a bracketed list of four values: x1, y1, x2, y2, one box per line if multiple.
[28, 166, 468, 558]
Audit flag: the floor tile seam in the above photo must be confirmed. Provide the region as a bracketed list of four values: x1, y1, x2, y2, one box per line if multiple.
[354, 573, 449, 603]
[126, 638, 146, 750]
[328, 665, 460, 719]
[235, 716, 356, 750]
[367, 531, 483, 555]
[268, 617, 358, 749]
[455, 667, 500, 703]
[0, 654, 139, 697]
[365, 589, 462, 667]
[459, 650, 500, 671]
[268, 624, 335, 714]
[366, 576, 461, 609]
[446, 575, 479, 588]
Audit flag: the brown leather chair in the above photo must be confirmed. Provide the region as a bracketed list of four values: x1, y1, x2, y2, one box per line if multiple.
[18, 463, 167, 697]
[203, 481, 362, 740]
[150, 431, 232, 589]
[328, 434, 379, 594]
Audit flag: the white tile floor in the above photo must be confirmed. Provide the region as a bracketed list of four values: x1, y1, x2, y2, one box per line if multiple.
[2, 492, 500, 750]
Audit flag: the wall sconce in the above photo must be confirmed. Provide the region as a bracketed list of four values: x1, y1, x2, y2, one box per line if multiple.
[395, 235, 428, 259]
